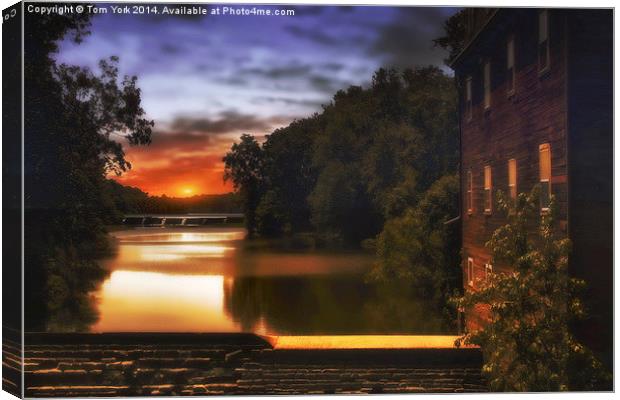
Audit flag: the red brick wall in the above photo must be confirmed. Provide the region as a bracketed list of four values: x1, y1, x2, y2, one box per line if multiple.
[457, 10, 568, 300]
[455, 9, 613, 369]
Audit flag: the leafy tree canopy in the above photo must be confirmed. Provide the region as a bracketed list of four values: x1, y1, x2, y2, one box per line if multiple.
[24, 12, 153, 330]
[225, 66, 458, 245]
[223, 134, 264, 237]
[453, 189, 611, 391]
[433, 9, 468, 65]
[368, 173, 462, 324]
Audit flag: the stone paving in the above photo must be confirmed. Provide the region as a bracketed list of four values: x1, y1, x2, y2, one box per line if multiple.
[5, 333, 488, 397]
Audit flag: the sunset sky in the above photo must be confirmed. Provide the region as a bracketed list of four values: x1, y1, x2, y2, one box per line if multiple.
[57, 4, 455, 197]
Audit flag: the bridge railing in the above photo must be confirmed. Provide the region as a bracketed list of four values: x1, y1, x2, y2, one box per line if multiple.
[121, 214, 244, 227]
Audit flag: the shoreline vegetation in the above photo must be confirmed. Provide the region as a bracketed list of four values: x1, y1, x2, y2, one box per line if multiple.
[104, 180, 243, 216]
[24, 12, 153, 332]
[223, 66, 462, 325]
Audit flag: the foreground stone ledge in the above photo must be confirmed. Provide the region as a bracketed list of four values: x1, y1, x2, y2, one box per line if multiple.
[264, 335, 473, 350]
[13, 333, 487, 396]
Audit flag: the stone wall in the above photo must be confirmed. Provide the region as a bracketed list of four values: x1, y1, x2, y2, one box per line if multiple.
[11, 333, 487, 397]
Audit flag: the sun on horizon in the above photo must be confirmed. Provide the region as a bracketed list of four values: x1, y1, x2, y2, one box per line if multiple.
[178, 186, 197, 197]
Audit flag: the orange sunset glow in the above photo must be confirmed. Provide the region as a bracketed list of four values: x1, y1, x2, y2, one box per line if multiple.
[111, 133, 235, 196]
[109, 114, 286, 197]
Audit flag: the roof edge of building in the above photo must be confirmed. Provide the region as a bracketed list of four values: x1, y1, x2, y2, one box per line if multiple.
[448, 9, 500, 70]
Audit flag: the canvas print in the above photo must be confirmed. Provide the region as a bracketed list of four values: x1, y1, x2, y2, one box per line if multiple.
[2, 2, 613, 397]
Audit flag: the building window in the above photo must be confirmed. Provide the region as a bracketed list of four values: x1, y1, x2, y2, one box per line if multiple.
[467, 257, 474, 286]
[465, 76, 472, 121]
[539, 143, 551, 211]
[484, 263, 493, 281]
[467, 170, 473, 214]
[484, 165, 492, 214]
[483, 61, 491, 109]
[539, 10, 550, 72]
[507, 37, 515, 94]
[508, 158, 517, 200]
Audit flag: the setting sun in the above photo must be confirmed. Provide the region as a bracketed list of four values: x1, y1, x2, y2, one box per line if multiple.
[178, 186, 197, 197]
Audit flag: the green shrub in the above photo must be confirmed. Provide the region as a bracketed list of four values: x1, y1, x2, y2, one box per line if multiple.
[369, 174, 461, 317]
[454, 187, 611, 391]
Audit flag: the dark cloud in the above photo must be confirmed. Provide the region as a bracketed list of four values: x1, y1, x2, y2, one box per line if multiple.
[160, 43, 181, 54]
[285, 25, 338, 46]
[239, 60, 351, 95]
[368, 7, 454, 69]
[220, 76, 248, 86]
[309, 75, 352, 94]
[321, 62, 345, 71]
[170, 111, 290, 135]
[147, 131, 210, 149]
[254, 96, 324, 109]
[240, 64, 312, 79]
[309, 75, 337, 93]
[194, 64, 211, 72]
[284, 24, 369, 50]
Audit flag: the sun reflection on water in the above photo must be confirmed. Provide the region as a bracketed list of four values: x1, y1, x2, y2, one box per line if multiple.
[113, 229, 246, 244]
[130, 244, 233, 262]
[91, 270, 238, 332]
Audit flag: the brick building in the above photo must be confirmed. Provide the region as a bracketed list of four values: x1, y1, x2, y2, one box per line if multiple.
[450, 8, 613, 365]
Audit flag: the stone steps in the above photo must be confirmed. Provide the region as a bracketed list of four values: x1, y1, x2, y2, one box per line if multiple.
[14, 334, 487, 396]
[2, 335, 22, 397]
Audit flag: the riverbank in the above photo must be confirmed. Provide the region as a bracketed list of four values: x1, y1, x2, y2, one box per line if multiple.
[12, 332, 486, 396]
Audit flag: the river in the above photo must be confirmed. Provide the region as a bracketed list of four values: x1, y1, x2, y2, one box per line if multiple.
[88, 226, 450, 334]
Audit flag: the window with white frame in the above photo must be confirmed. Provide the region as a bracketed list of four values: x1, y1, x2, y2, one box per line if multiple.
[484, 263, 493, 281]
[538, 10, 550, 72]
[483, 61, 491, 109]
[508, 158, 517, 200]
[484, 165, 492, 214]
[467, 170, 474, 214]
[539, 143, 551, 211]
[465, 76, 472, 121]
[467, 257, 474, 286]
[507, 37, 515, 94]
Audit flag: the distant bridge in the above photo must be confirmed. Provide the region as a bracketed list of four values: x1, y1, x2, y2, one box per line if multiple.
[122, 213, 244, 227]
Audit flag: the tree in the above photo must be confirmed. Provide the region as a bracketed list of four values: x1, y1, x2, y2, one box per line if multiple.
[308, 160, 380, 245]
[453, 188, 611, 391]
[368, 174, 461, 322]
[225, 66, 458, 249]
[255, 190, 287, 236]
[257, 116, 322, 235]
[433, 9, 468, 65]
[223, 134, 264, 237]
[309, 67, 458, 243]
[309, 83, 381, 243]
[24, 13, 153, 330]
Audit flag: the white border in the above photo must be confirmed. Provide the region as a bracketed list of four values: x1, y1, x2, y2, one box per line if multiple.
[0, 1, 617, 400]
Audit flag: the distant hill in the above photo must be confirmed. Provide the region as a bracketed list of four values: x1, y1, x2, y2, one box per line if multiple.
[105, 179, 242, 216]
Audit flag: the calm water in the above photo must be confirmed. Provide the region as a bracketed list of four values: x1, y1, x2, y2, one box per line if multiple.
[90, 226, 449, 334]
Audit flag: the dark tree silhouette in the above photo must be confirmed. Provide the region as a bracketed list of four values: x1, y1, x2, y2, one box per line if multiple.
[226, 66, 458, 246]
[223, 134, 264, 237]
[433, 9, 468, 65]
[24, 12, 153, 330]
